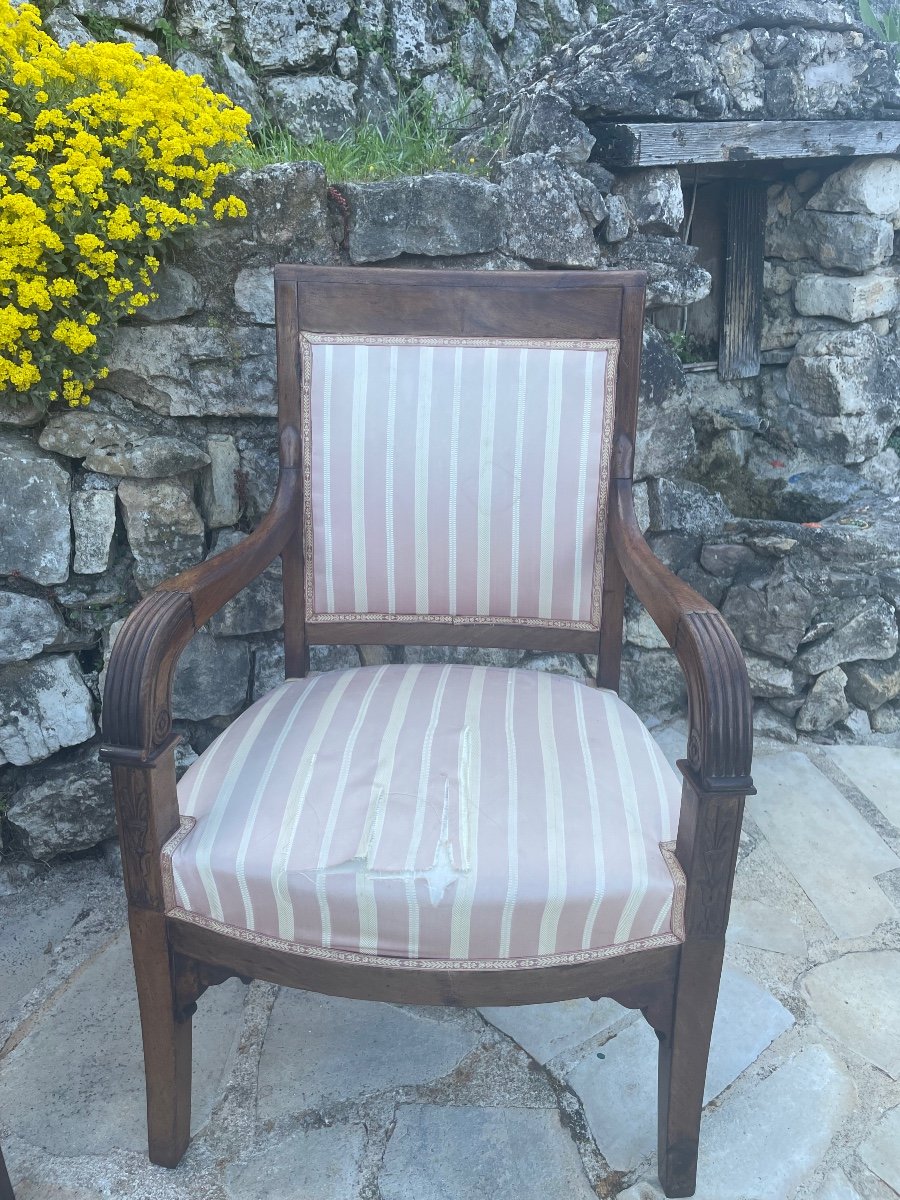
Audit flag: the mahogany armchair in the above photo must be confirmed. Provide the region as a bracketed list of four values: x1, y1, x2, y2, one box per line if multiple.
[101, 266, 753, 1198]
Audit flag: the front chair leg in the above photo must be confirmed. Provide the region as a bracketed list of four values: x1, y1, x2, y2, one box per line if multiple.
[128, 908, 192, 1168]
[656, 939, 724, 1198]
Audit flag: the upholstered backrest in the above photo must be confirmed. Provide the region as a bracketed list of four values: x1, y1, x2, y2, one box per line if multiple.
[300, 332, 619, 632]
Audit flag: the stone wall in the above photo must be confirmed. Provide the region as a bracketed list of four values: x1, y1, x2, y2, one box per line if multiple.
[43, 0, 601, 137]
[1, 0, 899, 872]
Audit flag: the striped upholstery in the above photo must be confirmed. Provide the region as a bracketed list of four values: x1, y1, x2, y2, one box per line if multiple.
[300, 334, 619, 631]
[164, 665, 685, 968]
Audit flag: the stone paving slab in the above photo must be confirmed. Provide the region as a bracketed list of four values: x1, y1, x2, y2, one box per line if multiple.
[749, 752, 899, 938]
[379, 1104, 597, 1200]
[0, 930, 246, 1156]
[825, 746, 900, 829]
[0, 883, 83, 1024]
[257, 990, 479, 1119]
[858, 1103, 900, 1195]
[803, 950, 900, 1079]
[224, 1124, 367, 1199]
[619, 1044, 856, 1200]
[478, 996, 625, 1065]
[726, 897, 808, 955]
[566, 965, 794, 1170]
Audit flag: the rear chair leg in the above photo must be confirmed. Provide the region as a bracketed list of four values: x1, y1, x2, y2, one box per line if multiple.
[128, 908, 192, 1168]
[655, 940, 724, 1199]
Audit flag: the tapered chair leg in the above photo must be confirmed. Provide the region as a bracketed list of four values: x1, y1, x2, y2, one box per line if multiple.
[0, 1144, 14, 1200]
[128, 908, 192, 1168]
[656, 940, 724, 1199]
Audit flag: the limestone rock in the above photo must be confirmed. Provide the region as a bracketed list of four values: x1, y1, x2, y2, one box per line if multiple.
[0, 593, 64, 665]
[200, 435, 241, 528]
[859, 1105, 900, 1195]
[860, 448, 900, 495]
[172, 631, 250, 720]
[44, 6, 92, 46]
[766, 210, 894, 272]
[391, 0, 451, 79]
[795, 269, 900, 322]
[357, 52, 400, 130]
[603, 193, 633, 241]
[71, 487, 116, 575]
[0, 433, 71, 586]
[69, 0, 163, 32]
[613, 168, 684, 234]
[457, 18, 507, 95]
[175, 0, 236, 47]
[0, 654, 95, 766]
[232, 267, 274, 325]
[798, 597, 898, 674]
[775, 465, 875, 523]
[207, 531, 283, 636]
[844, 653, 900, 710]
[796, 665, 850, 731]
[619, 648, 685, 715]
[808, 157, 900, 222]
[343, 174, 503, 263]
[40, 409, 210, 477]
[507, 92, 595, 162]
[118, 478, 205, 594]
[785, 326, 900, 464]
[6, 747, 115, 859]
[107, 324, 277, 418]
[647, 478, 729, 537]
[267, 75, 357, 142]
[241, 0, 347, 70]
[486, 0, 517, 40]
[634, 324, 695, 481]
[598, 235, 711, 307]
[722, 573, 816, 663]
[745, 654, 804, 699]
[140, 266, 202, 322]
[500, 154, 601, 267]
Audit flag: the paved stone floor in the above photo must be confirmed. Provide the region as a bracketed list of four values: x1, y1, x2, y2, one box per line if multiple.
[2, 737, 899, 1199]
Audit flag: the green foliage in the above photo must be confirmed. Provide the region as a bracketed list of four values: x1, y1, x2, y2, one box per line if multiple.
[858, 0, 900, 40]
[153, 14, 190, 54]
[665, 330, 712, 364]
[79, 11, 119, 39]
[235, 92, 502, 182]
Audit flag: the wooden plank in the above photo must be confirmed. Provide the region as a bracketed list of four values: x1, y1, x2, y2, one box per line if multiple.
[719, 180, 766, 380]
[589, 119, 900, 167]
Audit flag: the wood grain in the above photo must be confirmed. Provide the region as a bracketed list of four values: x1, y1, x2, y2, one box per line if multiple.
[590, 119, 900, 168]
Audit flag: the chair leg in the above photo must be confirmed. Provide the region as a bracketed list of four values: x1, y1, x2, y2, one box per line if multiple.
[128, 908, 192, 1168]
[656, 940, 724, 1199]
[0, 1144, 14, 1200]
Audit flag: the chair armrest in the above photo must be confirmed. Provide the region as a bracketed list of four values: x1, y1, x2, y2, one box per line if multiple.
[101, 428, 302, 763]
[608, 435, 753, 796]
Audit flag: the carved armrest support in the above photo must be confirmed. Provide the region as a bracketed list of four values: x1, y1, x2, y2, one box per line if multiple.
[101, 427, 302, 763]
[608, 435, 753, 796]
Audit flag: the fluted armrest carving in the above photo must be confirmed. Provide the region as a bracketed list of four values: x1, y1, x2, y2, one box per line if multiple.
[101, 428, 302, 762]
[609, 435, 753, 795]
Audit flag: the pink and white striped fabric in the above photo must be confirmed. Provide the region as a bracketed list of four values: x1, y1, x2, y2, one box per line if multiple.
[164, 665, 685, 968]
[300, 334, 619, 631]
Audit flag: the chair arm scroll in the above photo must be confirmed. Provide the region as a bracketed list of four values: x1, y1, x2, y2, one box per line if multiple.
[101, 428, 302, 762]
[608, 435, 753, 796]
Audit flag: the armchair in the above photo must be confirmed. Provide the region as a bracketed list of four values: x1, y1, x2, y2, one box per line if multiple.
[101, 266, 753, 1198]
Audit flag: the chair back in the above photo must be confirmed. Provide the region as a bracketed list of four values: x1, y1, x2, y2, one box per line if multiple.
[274, 266, 646, 680]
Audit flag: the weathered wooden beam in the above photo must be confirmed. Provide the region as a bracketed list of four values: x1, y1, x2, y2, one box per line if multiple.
[589, 120, 900, 168]
[719, 180, 767, 381]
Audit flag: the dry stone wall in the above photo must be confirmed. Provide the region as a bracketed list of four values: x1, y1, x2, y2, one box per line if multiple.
[1, 0, 899, 873]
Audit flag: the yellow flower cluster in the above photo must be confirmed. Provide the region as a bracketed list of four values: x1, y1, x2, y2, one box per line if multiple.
[0, 1, 250, 407]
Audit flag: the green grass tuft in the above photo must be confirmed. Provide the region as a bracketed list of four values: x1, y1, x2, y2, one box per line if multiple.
[234, 92, 504, 182]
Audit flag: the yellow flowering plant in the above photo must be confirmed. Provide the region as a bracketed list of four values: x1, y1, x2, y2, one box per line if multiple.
[0, 0, 251, 407]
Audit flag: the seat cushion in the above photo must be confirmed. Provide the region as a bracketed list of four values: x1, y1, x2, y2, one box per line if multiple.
[164, 664, 685, 969]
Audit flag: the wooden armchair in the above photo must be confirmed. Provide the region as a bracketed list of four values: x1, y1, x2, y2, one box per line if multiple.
[101, 266, 753, 1198]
